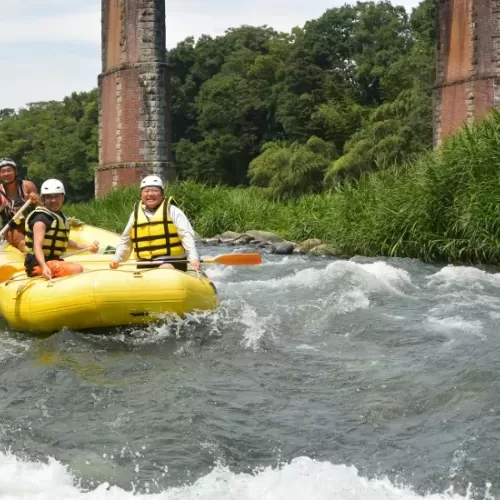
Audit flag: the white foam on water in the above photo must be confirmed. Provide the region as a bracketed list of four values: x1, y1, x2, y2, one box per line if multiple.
[300, 289, 372, 333]
[428, 266, 500, 291]
[334, 289, 371, 314]
[356, 261, 414, 293]
[237, 303, 274, 351]
[0, 335, 31, 363]
[428, 293, 500, 315]
[259, 255, 309, 267]
[202, 249, 305, 281]
[229, 260, 413, 296]
[383, 314, 407, 321]
[425, 316, 486, 340]
[296, 344, 319, 351]
[217, 261, 416, 344]
[102, 309, 227, 346]
[203, 266, 233, 281]
[0, 452, 492, 500]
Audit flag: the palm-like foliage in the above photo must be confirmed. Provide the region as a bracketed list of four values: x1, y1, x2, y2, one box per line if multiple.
[248, 137, 336, 198]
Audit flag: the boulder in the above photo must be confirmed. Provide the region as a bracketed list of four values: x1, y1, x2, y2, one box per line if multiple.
[201, 237, 221, 245]
[218, 231, 242, 240]
[308, 244, 344, 257]
[257, 241, 275, 250]
[294, 238, 322, 254]
[232, 234, 256, 245]
[273, 242, 295, 255]
[244, 230, 284, 243]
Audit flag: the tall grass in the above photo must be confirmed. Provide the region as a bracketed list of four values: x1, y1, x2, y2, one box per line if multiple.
[66, 111, 500, 264]
[66, 183, 293, 238]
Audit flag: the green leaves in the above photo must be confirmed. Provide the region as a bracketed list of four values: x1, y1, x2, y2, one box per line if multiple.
[248, 137, 336, 199]
[0, 90, 97, 200]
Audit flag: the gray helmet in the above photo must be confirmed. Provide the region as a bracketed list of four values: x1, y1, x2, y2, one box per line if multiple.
[0, 157, 16, 169]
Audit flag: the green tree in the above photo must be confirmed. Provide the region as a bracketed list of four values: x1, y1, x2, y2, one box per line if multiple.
[248, 136, 337, 198]
[0, 90, 98, 200]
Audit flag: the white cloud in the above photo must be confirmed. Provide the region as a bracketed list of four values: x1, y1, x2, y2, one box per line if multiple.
[0, 0, 423, 110]
[0, 54, 100, 109]
[0, 7, 100, 44]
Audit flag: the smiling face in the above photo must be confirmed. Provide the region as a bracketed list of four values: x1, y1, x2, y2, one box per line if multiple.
[0, 166, 16, 184]
[141, 187, 164, 210]
[42, 193, 64, 212]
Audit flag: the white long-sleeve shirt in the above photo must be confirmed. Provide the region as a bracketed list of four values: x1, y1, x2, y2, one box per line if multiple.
[112, 203, 199, 263]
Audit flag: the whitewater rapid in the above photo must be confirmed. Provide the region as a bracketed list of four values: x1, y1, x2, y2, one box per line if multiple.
[0, 249, 498, 499]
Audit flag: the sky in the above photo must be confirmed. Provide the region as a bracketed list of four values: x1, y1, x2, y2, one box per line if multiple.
[1, 0, 422, 111]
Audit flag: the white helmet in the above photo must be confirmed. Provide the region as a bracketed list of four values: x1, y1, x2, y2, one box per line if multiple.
[140, 175, 164, 190]
[41, 179, 65, 196]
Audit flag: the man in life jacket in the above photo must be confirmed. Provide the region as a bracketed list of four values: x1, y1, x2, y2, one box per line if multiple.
[0, 157, 39, 253]
[109, 175, 200, 272]
[24, 178, 99, 280]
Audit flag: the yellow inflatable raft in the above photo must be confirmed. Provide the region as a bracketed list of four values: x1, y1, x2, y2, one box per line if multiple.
[0, 220, 218, 334]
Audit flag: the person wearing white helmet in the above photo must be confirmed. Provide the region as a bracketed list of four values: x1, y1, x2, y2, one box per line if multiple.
[109, 175, 200, 272]
[24, 179, 99, 279]
[0, 157, 39, 253]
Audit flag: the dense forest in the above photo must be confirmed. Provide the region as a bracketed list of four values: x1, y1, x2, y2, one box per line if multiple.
[0, 0, 435, 201]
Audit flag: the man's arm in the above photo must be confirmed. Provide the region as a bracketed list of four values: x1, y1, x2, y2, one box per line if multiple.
[32, 220, 48, 268]
[170, 205, 199, 262]
[0, 186, 9, 209]
[23, 180, 37, 195]
[112, 213, 135, 262]
[23, 180, 39, 204]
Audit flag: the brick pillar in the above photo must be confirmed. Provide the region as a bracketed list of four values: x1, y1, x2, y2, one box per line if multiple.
[434, 0, 500, 147]
[96, 0, 175, 196]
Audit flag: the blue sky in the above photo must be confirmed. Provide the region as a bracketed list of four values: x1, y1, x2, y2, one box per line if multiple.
[1, 0, 422, 110]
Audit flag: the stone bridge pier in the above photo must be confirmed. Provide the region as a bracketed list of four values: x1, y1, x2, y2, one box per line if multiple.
[434, 0, 500, 146]
[96, 0, 174, 196]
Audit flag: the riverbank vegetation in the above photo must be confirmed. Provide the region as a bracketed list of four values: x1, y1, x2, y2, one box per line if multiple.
[66, 110, 500, 264]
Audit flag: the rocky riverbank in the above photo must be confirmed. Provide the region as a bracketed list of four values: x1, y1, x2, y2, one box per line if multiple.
[197, 230, 348, 258]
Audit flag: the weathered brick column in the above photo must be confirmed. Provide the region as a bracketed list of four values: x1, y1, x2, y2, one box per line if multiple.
[434, 0, 500, 147]
[96, 0, 175, 196]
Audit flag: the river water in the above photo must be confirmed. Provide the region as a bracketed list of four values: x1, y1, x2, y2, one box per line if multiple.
[0, 245, 499, 499]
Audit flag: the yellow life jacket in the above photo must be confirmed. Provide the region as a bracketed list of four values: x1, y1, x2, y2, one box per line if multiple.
[25, 206, 70, 259]
[130, 196, 185, 260]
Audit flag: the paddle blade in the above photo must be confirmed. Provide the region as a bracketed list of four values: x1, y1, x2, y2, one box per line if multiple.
[204, 253, 262, 266]
[0, 264, 23, 283]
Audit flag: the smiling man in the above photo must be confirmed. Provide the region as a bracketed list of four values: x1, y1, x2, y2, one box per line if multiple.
[109, 175, 200, 272]
[0, 157, 39, 253]
[24, 178, 98, 279]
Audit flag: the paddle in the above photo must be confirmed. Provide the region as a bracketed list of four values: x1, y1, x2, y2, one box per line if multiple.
[0, 251, 260, 283]
[109, 252, 262, 268]
[0, 199, 32, 240]
[0, 241, 99, 283]
[66, 252, 262, 267]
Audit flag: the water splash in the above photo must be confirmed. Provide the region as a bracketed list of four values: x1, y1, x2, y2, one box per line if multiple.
[0, 452, 492, 500]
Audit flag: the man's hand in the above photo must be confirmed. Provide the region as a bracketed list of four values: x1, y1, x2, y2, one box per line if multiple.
[190, 259, 200, 272]
[109, 260, 120, 269]
[41, 264, 52, 280]
[28, 192, 39, 205]
[89, 241, 99, 253]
